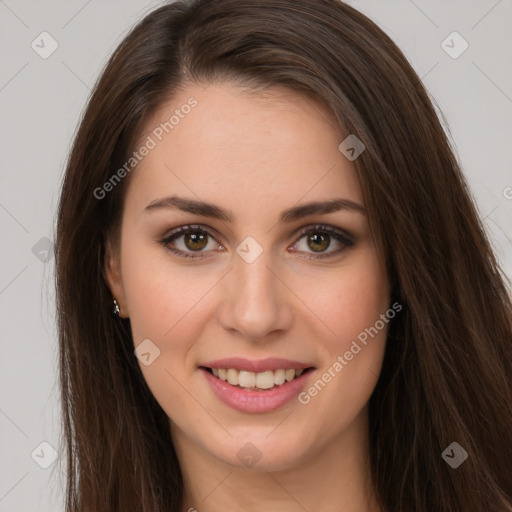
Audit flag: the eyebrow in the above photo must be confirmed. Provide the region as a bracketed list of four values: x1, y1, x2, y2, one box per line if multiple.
[144, 195, 366, 223]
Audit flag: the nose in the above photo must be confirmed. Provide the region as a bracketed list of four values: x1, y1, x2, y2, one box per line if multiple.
[217, 248, 294, 343]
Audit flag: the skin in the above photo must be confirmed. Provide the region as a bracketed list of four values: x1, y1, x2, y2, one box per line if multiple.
[105, 81, 389, 512]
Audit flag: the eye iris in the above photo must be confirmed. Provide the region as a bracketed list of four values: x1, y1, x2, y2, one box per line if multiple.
[185, 231, 208, 251]
[307, 232, 330, 252]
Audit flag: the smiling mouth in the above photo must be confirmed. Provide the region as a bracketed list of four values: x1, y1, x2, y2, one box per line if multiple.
[201, 366, 314, 391]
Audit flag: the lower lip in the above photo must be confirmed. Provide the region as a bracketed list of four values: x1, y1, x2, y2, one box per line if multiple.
[201, 367, 314, 413]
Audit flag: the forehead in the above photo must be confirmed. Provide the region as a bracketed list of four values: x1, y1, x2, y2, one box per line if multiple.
[124, 81, 363, 218]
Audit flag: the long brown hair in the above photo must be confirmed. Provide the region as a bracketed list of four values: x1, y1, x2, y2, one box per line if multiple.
[54, 1, 512, 510]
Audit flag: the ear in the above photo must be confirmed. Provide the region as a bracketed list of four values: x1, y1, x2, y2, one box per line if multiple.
[104, 236, 129, 318]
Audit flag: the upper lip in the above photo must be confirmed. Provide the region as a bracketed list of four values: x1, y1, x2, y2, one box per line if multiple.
[200, 357, 314, 373]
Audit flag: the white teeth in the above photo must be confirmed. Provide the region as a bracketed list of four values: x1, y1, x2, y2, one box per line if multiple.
[209, 367, 307, 389]
[238, 370, 256, 388]
[256, 370, 275, 389]
[274, 368, 286, 386]
[285, 369, 296, 382]
[227, 368, 238, 385]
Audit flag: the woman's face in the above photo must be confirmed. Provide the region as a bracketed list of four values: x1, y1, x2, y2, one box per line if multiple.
[106, 81, 391, 471]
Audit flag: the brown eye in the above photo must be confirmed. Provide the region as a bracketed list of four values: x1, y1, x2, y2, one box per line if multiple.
[161, 225, 219, 259]
[292, 225, 354, 260]
[184, 231, 209, 251]
[306, 232, 331, 252]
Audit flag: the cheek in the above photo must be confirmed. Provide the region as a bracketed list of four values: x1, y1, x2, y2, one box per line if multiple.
[120, 240, 212, 346]
[119, 242, 213, 422]
[295, 249, 390, 415]
[303, 251, 390, 350]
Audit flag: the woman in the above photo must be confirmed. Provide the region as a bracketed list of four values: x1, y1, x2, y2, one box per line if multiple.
[55, 0, 512, 511]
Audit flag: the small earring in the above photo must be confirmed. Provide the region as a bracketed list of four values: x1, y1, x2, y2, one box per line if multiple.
[112, 299, 120, 317]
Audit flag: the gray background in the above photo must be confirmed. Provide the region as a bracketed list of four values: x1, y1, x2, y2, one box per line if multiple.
[0, 1, 511, 510]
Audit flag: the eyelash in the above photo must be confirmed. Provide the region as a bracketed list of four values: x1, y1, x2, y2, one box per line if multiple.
[159, 224, 354, 260]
